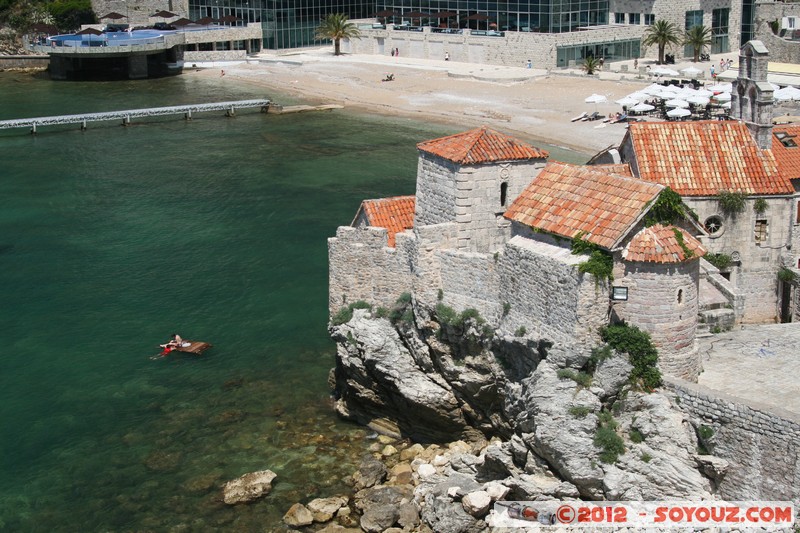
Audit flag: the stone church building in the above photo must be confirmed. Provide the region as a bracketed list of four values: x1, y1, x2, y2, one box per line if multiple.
[329, 41, 800, 383]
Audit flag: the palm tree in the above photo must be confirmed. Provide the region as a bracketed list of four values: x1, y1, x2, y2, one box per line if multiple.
[582, 56, 601, 75]
[684, 25, 712, 63]
[315, 13, 361, 56]
[642, 20, 681, 65]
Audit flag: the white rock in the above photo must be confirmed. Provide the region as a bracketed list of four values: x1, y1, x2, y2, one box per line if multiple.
[222, 469, 277, 505]
[432, 454, 450, 467]
[283, 502, 314, 527]
[446, 486, 461, 498]
[382, 444, 398, 456]
[417, 463, 437, 479]
[307, 495, 348, 523]
[461, 490, 491, 517]
[483, 481, 510, 501]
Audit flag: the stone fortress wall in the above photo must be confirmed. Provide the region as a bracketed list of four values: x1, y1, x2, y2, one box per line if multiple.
[754, 1, 800, 65]
[666, 376, 800, 508]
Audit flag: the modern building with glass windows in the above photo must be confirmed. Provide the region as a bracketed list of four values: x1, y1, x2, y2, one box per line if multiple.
[186, 0, 742, 67]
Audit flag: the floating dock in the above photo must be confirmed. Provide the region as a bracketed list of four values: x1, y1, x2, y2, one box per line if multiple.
[0, 99, 271, 133]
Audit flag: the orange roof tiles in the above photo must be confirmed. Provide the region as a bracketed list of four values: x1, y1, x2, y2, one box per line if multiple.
[355, 195, 415, 247]
[504, 162, 664, 250]
[770, 125, 800, 181]
[590, 163, 633, 177]
[623, 224, 706, 264]
[627, 121, 793, 196]
[417, 126, 549, 164]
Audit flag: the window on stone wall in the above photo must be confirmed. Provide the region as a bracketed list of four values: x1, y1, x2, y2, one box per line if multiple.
[754, 219, 768, 243]
[644, 14, 655, 25]
[614, 13, 624, 24]
[704, 215, 724, 237]
[677, 289, 683, 304]
[500, 182, 508, 207]
[796, 200, 800, 224]
[628, 13, 640, 25]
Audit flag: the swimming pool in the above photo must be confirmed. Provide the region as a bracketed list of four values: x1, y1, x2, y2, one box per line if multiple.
[46, 27, 222, 47]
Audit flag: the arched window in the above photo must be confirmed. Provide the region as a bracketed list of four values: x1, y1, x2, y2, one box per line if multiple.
[500, 182, 508, 207]
[677, 289, 683, 304]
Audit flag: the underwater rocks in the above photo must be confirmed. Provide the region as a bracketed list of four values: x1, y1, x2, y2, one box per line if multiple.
[222, 469, 277, 504]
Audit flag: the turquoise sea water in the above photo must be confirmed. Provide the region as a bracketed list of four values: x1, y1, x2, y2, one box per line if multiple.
[0, 70, 586, 531]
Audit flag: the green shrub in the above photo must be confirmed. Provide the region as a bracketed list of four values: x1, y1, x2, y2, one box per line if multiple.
[572, 233, 614, 282]
[331, 300, 372, 325]
[753, 198, 768, 214]
[644, 187, 691, 227]
[641, 452, 652, 463]
[374, 306, 389, 318]
[437, 289, 444, 301]
[514, 326, 527, 337]
[389, 293, 414, 325]
[586, 344, 613, 374]
[705, 252, 732, 270]
[502, 302, 511, 316]
[557, 369, 593, 388]
[672, 228, 694, 259]
[600, 323, 662, 391]
[569, 406, 592, 418]
[698, 425, 714, 440]
[331, 307, 353, 325]
[629, 428, 644, 443]
[594, 412, 625, 463]
[778, 267, 797, 283]
[716, 190, 747, 216]
[435, 303, 458, 325]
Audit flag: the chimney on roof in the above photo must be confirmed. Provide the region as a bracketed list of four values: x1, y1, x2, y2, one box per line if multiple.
[730, 40, 774, 149]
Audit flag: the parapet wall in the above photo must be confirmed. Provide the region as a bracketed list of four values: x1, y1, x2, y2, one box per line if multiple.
[755, 2, 800, 65]
[328, 226, 413, 315]
[666, 377, 800, 506]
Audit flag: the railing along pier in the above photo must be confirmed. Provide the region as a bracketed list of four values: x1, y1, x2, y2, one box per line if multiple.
[0, 99, 271, 134]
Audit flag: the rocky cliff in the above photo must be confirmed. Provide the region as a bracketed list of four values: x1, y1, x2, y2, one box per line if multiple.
[329, 303, 727, 519]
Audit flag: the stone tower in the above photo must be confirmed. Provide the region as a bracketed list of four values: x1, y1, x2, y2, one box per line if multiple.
[614, 224, 706, 381]
[730, 40, 774, 149]
[414, 127, 548, 253]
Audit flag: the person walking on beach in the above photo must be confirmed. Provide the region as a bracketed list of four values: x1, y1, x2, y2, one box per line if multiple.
[445, 52, 449, 61]
[527, 59, 532, 68]
[395, 47, 399, 57]
[633, 58, 638, 70]
[391, 48, 395, 57]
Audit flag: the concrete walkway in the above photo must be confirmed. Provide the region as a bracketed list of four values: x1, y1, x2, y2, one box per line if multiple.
[698, 322, 800, 415]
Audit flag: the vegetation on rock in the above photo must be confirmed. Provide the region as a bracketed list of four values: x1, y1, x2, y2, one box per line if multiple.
[600, 323, 662, 391]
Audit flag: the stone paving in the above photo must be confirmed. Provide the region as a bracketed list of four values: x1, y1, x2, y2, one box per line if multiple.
[697, 322, 800, 415]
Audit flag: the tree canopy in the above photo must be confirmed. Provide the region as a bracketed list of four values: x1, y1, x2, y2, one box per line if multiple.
[642, 20, 681, 65]
[314, 13, 361, 56]
[684, 25, 712, 63]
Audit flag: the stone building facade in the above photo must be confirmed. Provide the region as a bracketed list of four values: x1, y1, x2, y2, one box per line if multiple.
[330, 131, 708, 380]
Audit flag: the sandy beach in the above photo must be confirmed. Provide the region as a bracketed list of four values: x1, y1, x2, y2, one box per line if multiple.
[191, 49, 699, 156]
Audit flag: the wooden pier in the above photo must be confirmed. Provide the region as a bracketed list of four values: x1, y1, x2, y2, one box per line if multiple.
[0, 99, 271, 134]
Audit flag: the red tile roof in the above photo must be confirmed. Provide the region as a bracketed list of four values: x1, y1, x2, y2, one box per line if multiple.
[622, 224, 706, 264]
[417, 126, 549, 164]
[504, 162, 664, 250]
[591, 163, 633, 177]
[770, 125, 800, 181]
[627, 121, 793, 196]
[354, 195, 416, 247]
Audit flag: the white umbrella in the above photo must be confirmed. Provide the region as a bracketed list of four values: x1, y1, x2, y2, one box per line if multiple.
[626, 92, 650, 101]
[616, 96, 640, 106]
[631, 102, 655, 113]
[770, 83, 781, 91]
[687, 95, 710, 106]
[665, 99, 690, 108]
[707, 82, 732, 92]
[585, 93, 607, 104]
[694, 88, 714, 97]
[681, 66, 702, 77]
[720, 101, 731, 109]
[714, 92, 732, 102]
[774, 86, 800, 101]
[642, 83, 665, 95]
[667, 107, 691, 118]
[651, 66, 680, 77]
